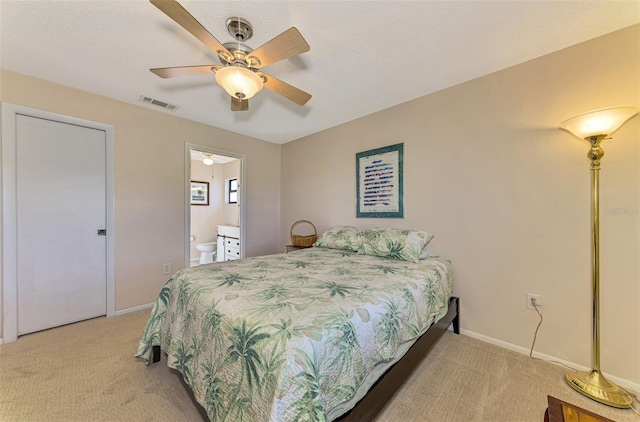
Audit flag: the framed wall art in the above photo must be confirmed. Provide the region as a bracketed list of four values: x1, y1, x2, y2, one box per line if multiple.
[356, 143, 404, 218]
[190, 181, 209, 206]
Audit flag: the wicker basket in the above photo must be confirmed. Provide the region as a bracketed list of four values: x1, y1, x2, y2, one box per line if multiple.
[290, 220, 317, 247]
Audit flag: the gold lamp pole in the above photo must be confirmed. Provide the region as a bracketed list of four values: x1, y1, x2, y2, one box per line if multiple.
[559, 105, 639, 409]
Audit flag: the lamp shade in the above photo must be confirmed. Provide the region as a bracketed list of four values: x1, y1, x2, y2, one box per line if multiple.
[215, 66, 263, 100]
[560, 105, 639, 139]
[202, 156, 214, 166]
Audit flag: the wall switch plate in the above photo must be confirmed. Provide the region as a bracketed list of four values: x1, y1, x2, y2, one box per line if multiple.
[162, 262, 172, 275]
[526, 293, 542, 310]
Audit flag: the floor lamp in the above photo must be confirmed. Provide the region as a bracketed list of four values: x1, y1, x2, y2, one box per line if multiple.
[559, 105, 639, 408]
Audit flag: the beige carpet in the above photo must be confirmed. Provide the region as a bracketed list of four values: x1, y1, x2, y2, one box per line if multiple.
[0, 310, 637, 422]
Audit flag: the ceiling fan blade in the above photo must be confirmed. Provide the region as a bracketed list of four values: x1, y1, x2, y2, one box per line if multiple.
[150, 65, 222, 78]
[231, 97, 249, 111]
[259, 72, 311, 106]
[247, 27, 309, 68]
[150, 0, 231, 60]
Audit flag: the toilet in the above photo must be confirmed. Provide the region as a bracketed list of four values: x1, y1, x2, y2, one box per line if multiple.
[195, 242, 217, 264]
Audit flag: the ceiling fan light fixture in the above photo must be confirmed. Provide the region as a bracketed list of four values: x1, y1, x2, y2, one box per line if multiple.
[202, 154, 214, 166]
[148, 2, 311, 111]
[215, 66, 263, 100]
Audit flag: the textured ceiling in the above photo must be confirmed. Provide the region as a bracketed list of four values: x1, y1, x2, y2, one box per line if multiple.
[1, 1, 638, 144]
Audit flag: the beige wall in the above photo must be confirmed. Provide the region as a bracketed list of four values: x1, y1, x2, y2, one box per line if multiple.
[0, 69, 282, 338]
[223, 160, 241, 226]
[281, 25, 640, 384]
[190, 161, 225, 260]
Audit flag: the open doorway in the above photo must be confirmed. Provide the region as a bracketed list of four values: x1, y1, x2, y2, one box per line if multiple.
[185, 144, 245, 268]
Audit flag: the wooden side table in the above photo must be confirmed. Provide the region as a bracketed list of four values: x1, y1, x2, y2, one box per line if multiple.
[544, 396, 614, 422]
[285, 245, 312, 253]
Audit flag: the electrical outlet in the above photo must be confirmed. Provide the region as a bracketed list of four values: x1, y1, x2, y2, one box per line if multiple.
[162, 262, 172, 275]
[526, 293, 542, 310]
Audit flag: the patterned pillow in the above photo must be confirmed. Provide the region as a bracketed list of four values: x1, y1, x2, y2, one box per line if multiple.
[313, 226, 361, 251]
[357, 228, 434, 263]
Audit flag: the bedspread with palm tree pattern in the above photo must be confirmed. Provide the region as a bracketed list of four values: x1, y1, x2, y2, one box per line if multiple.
[136, 247, 453, 422]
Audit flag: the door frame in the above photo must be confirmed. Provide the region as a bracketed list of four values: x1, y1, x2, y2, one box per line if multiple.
[185, 143, 246, 268]
[1, 103, 116, 343]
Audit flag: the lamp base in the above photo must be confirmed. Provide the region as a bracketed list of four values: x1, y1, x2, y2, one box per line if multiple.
[565, 369, 632, 409]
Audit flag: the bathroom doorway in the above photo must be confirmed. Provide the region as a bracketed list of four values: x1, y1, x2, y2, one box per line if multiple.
[185, 144, 245, 268]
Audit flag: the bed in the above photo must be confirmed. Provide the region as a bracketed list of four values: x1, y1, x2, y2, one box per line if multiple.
[136, 229, 457, 421]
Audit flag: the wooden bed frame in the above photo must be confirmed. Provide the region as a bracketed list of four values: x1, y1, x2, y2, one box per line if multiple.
[150, 296, 460, 421]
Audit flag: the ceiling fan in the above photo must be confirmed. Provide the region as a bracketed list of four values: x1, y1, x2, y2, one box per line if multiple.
[149, 0, 311, 111]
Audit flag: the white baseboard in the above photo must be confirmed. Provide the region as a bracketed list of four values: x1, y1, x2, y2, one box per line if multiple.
[460, 328, 640, 393]
[114, 302, 154, 316]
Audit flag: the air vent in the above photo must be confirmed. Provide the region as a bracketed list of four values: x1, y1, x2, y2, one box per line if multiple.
[139, 95, 179, 111]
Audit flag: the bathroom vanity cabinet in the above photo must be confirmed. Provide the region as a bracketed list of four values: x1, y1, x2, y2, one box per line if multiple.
[216, 225, 240, 261]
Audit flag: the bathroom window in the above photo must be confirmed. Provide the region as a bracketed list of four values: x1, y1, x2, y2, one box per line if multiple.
[227, 178, 238, 204]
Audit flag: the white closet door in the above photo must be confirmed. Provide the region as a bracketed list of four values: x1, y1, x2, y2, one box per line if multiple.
[16, 114, 107, 335]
